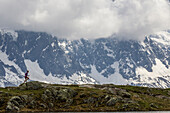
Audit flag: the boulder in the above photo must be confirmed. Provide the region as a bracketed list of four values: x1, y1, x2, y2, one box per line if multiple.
[6, 104, 13, 111]
[133, 94, 139, 98]
[86, 97, 97, 104]
[20, 95, 28, 103]
[122, 101, 139, 111]
[66, 99, 73, 106]
[44, 89, 52, 97]
[150, 103, 158, 108]
[6, 96, 23, 112]
[122, 92, 131, 98]
[10, 96, 23, 106]
[18, 83, 27, 90]
[0, 98, 5, 106]
[40, 103, 46, 109]
[156, 95, 170, 100]
[5, 95, 35, 112]
[106, 97, 118, 106]
[28, 100, 36, 109]
[49, 103, 54, 108]
[95, 102, 99, 107]
[118, 90, 131, 98]
[51, 88, 59, 97]
[57, 88, 77, 101]
[80, 93, 87, 98]
[6, 104, 19, 112]
[41, 94, 48, 101]
[26, 96, 34, 103]
[101, 87, 108, 91]
[105, 95, 111, 101]
[108, 88, 117, 95]
[19, 81, 44, 90]
[11, 100, 20, 107]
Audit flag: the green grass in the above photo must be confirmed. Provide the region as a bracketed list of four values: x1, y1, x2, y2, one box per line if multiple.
[0, 83, 170, 112]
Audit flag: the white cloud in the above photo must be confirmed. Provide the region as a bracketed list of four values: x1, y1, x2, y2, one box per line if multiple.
[0, 0, 170, 40]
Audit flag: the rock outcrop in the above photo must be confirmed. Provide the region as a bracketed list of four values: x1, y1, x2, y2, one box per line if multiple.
[18, 81, 45, 90]
[0, 81, 169, 112]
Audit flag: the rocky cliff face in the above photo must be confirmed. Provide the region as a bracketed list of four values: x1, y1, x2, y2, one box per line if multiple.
[0, 81, 169, 112]
[0, 29, 169, 88]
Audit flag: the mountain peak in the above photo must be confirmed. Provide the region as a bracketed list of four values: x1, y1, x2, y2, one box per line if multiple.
[0, 29, 169, 88]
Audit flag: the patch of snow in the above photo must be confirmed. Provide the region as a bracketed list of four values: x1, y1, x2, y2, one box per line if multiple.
[150, 31, 170, 45]
[51, 42, 55, 47]
[126, 58, 134, 68]
[24, 60, 67, 84]
[79, 61, 90, 69]
[135, 58, 170, 88]
[36, 36, 41, 40]
[0, 79, 5, 87]
[140, 41, 146, 48]
[4, 67, 23, 86]
[0, 50, 24, 87]
[103, 43, 116, 58]
[69, 72, 97, 84]
[103, 43, 112, 53]
[27, 48, 32, 53]
[58, 41, 67, 48]
[0, 50, 24, 75]
[0, 29, 18, 41]
[22, 50, 26, 57]
[24, 60, 97, 85]
[90, 62, 128, 85]
[58, 41, 70, 54]
[127, 62, 134, 68]
[42, 45, 49, 51]
[24, 60, 49, 82]
[107, 54, 115, 58]
[65, 50, 69, 54]
[136, 58, 170, 78]
[25, 40, 27, 45]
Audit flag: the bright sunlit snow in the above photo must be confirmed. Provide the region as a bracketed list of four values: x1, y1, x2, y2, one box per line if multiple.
[135, 58, 170, 88]
[90, 62, 128, 85]
[24, 59, 96, 84]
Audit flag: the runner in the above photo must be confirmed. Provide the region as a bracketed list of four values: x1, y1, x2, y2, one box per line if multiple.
[24, 70, 30, 83]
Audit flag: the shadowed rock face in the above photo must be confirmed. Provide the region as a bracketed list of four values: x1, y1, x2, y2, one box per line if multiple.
[0, 81, 169, 112]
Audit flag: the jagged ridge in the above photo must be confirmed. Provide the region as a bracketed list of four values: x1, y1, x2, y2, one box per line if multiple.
[0, 29, 169, 88]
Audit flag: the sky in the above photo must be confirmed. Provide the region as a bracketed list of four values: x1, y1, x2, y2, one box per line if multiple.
[0, 0, 170, 40]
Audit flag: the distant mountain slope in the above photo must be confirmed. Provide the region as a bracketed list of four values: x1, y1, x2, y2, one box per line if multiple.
[0, 29, 169, 88]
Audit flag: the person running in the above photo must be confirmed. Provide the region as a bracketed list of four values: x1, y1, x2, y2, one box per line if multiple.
[24, 70, 30, 83]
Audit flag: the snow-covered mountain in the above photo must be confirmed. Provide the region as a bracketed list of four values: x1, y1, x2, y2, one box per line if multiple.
[0, 29, 169, 88]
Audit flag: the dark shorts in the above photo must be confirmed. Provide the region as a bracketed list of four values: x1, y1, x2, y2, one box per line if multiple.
[25, 76, 29, 79]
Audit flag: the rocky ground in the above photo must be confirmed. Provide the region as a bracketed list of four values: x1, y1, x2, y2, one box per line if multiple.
[0, 81, 170, 112]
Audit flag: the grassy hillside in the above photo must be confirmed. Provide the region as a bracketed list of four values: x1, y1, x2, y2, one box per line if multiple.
[0, 81, 169, 112]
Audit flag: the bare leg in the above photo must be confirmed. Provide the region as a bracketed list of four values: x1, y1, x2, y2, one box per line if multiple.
[24, 78, 29, 83]
[25, 78, 29, 83]
[24, 79, 26, 83]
